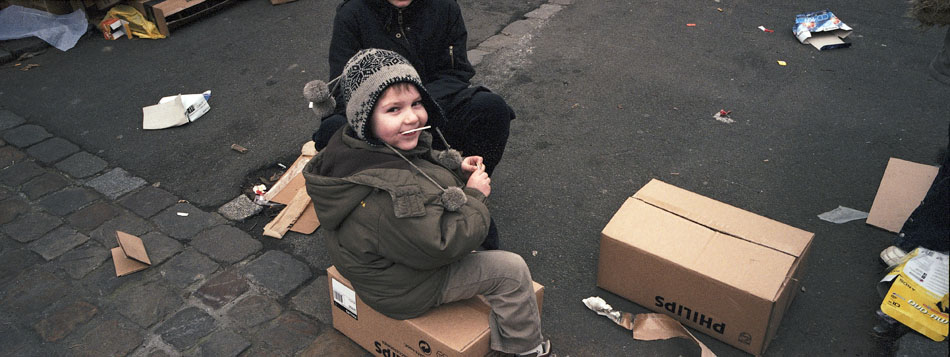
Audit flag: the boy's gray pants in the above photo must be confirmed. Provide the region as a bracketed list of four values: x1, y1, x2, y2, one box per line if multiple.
[437, 250, 543, 354]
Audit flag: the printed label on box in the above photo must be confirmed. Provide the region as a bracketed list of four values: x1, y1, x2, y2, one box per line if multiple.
[332, 278, 358, 319]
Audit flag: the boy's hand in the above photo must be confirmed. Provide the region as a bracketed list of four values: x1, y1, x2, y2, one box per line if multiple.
[466, 163, 491, 197]
[461, 156, 484, 174]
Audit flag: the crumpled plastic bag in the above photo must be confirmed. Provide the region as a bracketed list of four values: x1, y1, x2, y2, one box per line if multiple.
[101, 5, 165, 39]
[0, 5, 88, 51]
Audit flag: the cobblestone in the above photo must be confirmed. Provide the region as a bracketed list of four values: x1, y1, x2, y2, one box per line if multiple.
[139, 231, 183, 265]
[155, 307, 217, 350]
[0, 146, 26, 169]
[0, 108, 26, 130]
[0, 160, 44, 186]
[67, 201, 120, 233]
[118, 186, 179, 219]
[0, 196, 29, 224]
[21, 172, 70, 200]
[191, 225, 261, 264]
[152, 203, 226, 241]
[112, 280, 181, 328]
[55, 151, 108, 179]
[290, 275, 332, 325]
[32, 300, 99, 342]
[2, 124, 51, 148]
[2, 210, 62, 243]
[37, 187, 99, 216]
[298, 329, 367, 357]
[28, 226, 90, 261]
[84, 168, 147, 200]
[217, 194, 262, 221]
[194, 270, 249, 310]
[227, 294, 282, 329]
[89, 211, 151, 247]
[55, 241, 110, 279]
[187, 329, 250, 357]
[245, 311, 321, 355]
[72, 315, 145, 357]
[154, 248, 219, 289]
[242, 250, 311, 297]
[25, 137, 79, 164]
[0, 268, 71, 316]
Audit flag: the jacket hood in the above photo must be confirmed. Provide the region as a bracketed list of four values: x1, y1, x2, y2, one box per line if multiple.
[304, 128, 436, 230]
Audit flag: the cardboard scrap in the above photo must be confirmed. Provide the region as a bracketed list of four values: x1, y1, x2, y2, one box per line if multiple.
[866, 157, 939, 232]
[112, 231, 151, 276]
[583, 297, 716, 357]
[261, 141, 320, 237]
[142, 95, 188, 130]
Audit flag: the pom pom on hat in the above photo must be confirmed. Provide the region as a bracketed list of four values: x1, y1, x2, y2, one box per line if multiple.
[441, 186, 467, 212]
[303, 79, 336, 119]
[437, 149, 462, 170]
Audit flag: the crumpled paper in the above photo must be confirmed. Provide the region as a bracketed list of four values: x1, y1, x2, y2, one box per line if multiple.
[817, 205, 868, 224]
[583, 296, 716, 357]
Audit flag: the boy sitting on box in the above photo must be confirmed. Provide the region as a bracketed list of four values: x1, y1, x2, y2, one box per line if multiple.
[303, 49, 550, 356]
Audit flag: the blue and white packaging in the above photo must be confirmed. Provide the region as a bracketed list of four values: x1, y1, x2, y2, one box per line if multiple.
[794, 10, 853, 51]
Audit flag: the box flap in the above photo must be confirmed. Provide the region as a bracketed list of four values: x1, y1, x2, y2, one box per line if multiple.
[603, 197, 795, 300]
[115, 231, 150, 265]
[632, 179, 813, 257]
[866, 158, 939, 233]
[111, 247, 149, 276]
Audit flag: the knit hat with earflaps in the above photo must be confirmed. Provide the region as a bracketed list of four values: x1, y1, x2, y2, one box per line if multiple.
[338, 49, 445, 145]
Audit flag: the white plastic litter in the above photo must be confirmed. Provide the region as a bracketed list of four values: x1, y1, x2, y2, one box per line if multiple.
[817, 205, 868, 224]
[0, 6, 88, 51]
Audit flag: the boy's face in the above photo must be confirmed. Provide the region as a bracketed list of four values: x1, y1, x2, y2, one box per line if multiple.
[371, 84, 428, 151]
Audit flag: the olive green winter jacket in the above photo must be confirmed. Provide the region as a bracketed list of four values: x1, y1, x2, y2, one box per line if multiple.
[303, 128, 490, 319]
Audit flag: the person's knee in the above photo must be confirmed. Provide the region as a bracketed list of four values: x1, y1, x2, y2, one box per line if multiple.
[492, 251, 530, 281]
[470, 92, 514, 123]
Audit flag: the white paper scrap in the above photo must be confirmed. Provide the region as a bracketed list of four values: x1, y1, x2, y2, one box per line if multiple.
[143, 96, 188, 130]
[818, 205, 868, 224]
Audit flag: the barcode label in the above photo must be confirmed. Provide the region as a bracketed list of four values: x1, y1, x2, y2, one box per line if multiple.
[331, 278, 358, 319]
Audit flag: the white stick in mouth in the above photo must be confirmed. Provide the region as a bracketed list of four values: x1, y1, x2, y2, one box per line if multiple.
[400, 126, 431, 135]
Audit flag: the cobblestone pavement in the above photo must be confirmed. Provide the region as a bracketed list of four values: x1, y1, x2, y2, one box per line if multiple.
[0, 1, 573, 356]
[0, 107, 366, 356]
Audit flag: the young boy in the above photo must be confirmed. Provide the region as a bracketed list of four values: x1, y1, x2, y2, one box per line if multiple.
[303, 49, 550, 356]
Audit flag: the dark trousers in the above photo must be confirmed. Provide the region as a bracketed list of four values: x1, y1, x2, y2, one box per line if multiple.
[312, 91, 514, 176]
[894, 131, 950, 252]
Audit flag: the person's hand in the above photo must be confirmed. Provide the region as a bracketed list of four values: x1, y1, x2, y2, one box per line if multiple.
[461, 156, 484, 174]
[466, 162, 491, 197]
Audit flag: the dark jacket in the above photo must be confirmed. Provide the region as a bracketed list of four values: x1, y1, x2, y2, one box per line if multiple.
[303, 129, 490, 319]
[328, 0, 482, 117]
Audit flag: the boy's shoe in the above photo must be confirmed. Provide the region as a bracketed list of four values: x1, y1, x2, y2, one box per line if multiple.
[880, 246, 908, 267]
[520, 339, 552, 357]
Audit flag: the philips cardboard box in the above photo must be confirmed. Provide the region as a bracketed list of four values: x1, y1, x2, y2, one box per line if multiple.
[328, 266, 544, 357]
[597, 179, 814, 356]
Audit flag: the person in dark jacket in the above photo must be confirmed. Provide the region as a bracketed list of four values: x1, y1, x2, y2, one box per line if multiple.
[305, 49, 549, 356]
[310, 0, 515, 176]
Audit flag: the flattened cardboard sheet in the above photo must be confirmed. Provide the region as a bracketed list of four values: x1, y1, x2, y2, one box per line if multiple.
[866, 158, 939, 232]
[112, 231, 151, 277]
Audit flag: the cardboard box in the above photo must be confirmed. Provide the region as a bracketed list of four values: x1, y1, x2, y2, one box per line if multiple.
[328, 266, 544, 357]
[597, 179, 814, 356]
[130, 0, 235, 37]
[866, 157, 939, 233]
[111, 231, 152, 276]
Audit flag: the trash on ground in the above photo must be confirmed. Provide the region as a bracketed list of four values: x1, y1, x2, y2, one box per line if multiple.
[713, 109, 734, 123]
[866, 158, 939, 232]
[0, 5, 87, 51]
[99, 18, 130, 40]
[112, 231, 151, 276]
[777, 60, 787, 66]
[176, 212, 189, 217]
[143, 91, 211, 130]
[260, 141, 321, 237]
[794, 10, 853, 50]
[101, 5, 165, 39]
[686, 23, 697, 27]
[758, 25, 774, 33]
[17, 63, 40, 71]
[582, 297, 716, 357]
[231, 144, 248, 154]
[817, 205, 868, 223]
[877, 247, 948, 341]
[717, 8, 723, 12]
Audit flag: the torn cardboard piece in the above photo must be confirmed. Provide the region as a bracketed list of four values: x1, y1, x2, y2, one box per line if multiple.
[583, 297, 716, 357]
[111, 231, 151, 276]
[329, 266, 544, 356]
[794, 10, 852, 50]
[866, 157, 939, 232]
[261, 141, 320, 236]
[597, 179, 814, 356]
[142, 95, 188, 130]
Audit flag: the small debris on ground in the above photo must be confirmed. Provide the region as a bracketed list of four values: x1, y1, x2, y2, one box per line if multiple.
[231, 144, 248, 153]
[176, 212, 189, 217]
[758, 25, 774, 33]
[713, 109, 734, 124]
[777, 60, 787, 66]
[686, 23, 697, 27]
